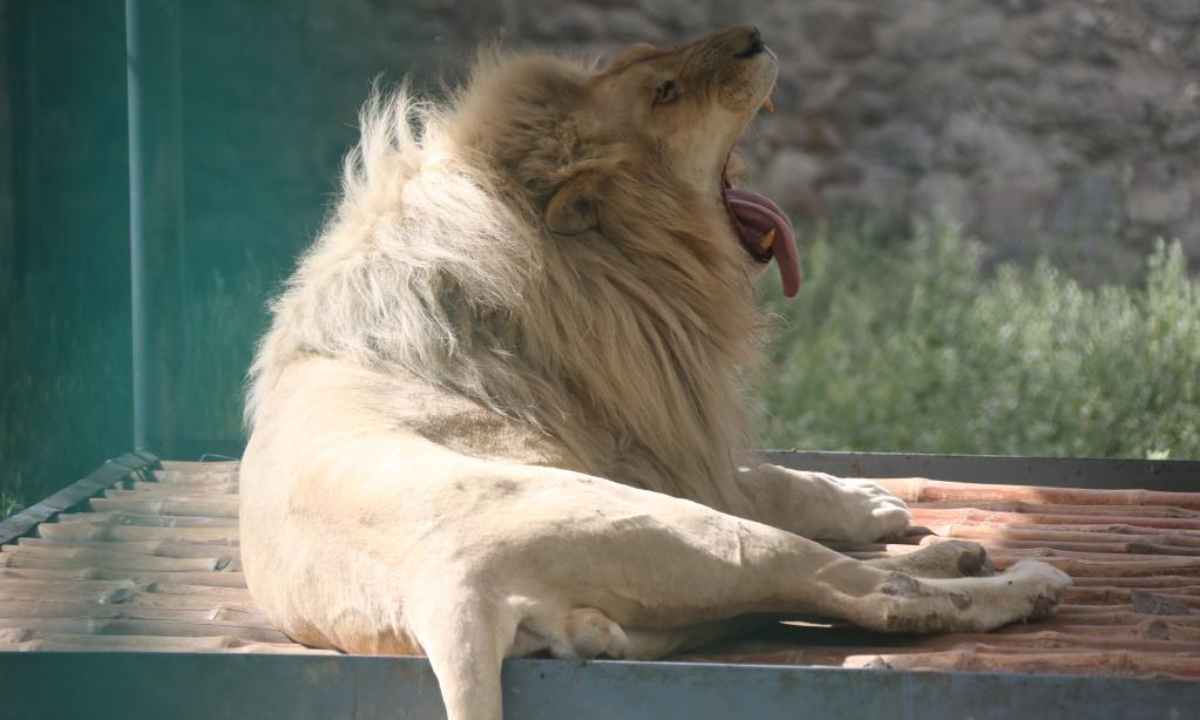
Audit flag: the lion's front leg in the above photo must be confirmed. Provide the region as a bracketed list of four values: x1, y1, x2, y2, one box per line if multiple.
[734, 463, 912, 542]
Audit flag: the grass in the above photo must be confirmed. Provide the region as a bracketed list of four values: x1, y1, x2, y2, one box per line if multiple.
[2, 222, 1198, 520]
[758, 221, 1200, 460]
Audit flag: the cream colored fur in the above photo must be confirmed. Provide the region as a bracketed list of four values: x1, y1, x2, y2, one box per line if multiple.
[241, 27, 1071, 720]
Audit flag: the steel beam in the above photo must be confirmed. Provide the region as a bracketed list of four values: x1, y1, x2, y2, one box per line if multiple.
[125, 0, 185, 455]
[767, 450, 1198, 491]
[0, 652, 1194, 720]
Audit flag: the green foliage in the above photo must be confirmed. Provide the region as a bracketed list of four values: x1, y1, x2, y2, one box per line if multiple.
[758, 221, 1200, 459]
[1, 491, 23, 521]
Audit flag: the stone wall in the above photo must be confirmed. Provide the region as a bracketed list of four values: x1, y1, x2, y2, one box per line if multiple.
[491, 0, 1200, 276]
[10, 2, 1194, 284]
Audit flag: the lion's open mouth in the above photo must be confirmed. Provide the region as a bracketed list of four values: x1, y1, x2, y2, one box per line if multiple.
[721, 165, 801, 299]
[718, 81, 800, 298]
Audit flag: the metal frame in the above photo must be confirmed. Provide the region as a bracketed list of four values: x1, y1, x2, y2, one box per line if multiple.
[767, 450, 1198, 492]
[1, 651, 1195, 720]
[0, 450, 159, 546]
[126, 0, 185, 455]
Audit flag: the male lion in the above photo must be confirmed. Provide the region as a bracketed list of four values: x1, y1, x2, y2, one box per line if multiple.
[242, 26, 1070, 720]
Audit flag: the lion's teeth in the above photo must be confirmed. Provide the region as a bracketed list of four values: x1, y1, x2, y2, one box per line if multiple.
[762, 96, 775, 112]
[760, 228, 777, 250]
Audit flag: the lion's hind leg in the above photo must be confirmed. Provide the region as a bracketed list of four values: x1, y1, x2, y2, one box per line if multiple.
[405, 467, 1069, 720]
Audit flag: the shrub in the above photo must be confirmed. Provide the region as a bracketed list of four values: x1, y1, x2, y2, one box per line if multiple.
[758, 221, 1200, 460]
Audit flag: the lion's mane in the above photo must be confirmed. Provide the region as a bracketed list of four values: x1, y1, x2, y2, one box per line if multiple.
[247, 52, 767, 513]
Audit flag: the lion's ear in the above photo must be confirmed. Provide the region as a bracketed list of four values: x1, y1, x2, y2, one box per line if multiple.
[545, 173, 602, 236]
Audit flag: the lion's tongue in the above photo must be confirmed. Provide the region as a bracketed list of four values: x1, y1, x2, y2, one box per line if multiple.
[726, 188, 801, 298]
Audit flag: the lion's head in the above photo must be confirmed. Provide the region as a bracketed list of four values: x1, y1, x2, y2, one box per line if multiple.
[452, 26, 800, 298]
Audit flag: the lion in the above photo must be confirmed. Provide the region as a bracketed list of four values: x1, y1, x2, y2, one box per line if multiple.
[241, 26, 1071, 720]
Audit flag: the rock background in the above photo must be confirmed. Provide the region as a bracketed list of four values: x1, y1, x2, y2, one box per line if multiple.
[481, 0, 1200, 278]
[4, 0, 1199, 289]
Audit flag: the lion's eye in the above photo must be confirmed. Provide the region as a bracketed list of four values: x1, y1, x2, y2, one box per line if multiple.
[653, 79, 679, 105]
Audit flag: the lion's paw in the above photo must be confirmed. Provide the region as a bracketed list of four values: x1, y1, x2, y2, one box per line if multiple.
[553, 608, 629, 660]
[821, 477, 912, 543]
[1002, 559, 1073, 621]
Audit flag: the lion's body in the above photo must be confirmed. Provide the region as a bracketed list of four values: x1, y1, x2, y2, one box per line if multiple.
[242, 28, 1071, 720]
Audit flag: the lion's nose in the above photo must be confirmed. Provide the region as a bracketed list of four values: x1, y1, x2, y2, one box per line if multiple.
[734, 27, 765, 59]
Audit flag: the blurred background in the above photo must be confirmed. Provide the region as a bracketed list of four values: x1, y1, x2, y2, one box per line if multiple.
[2, 0, 1198, 517]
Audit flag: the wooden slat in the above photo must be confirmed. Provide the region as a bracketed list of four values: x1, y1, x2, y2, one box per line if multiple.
[1, 544, 236, 571]
[996, 621, 1200, 641]
[152, 468, 239, 484]
[913, 536, 1200, 557]
[36, 522, 239, 543]
[13, 537, 242, 559]
[916, 525, 1200, 548]
[88, 496, 239, 518]
[101, 489, 240, 503]
[877, 478, 1200, 510]
[0, 634, 335, 655]
[1027, 611, 1200, 628]
[1, 567, 247, 588]
[0, 617, 290, 643]
[1067, 575, 1200, 588]
[121, 481, 239, 496]
[843, 548, 1200, 577]
[0, 577, 251, 600]
[0, 600, 269, 625]
[159, 460, 240, 471]
[911, 502, 1200, 518]
[989, 555, 1200, 577]
[1064, 586, 1200, 609]
[155, 462, 240, 482]
[911, 508, 1200, 532]
[0, 582, 258, 612]
[56, 511, 239, 528]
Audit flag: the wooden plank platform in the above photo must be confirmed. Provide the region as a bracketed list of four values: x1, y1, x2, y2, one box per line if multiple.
[2, 458, 1200, 680]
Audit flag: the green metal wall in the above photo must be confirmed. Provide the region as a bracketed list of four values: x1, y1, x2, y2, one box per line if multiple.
[2, 0, 497, 503]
